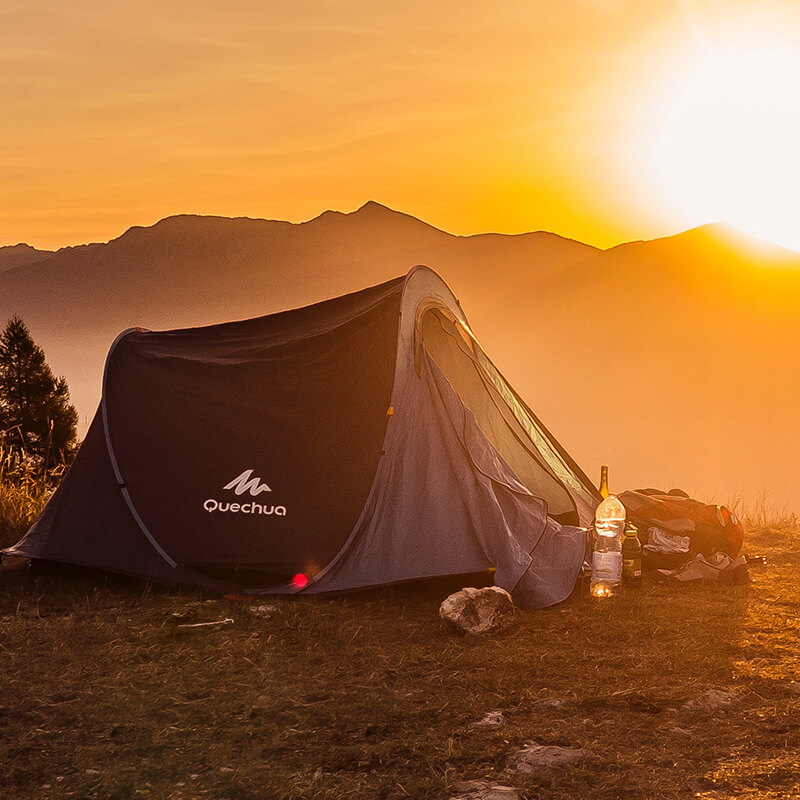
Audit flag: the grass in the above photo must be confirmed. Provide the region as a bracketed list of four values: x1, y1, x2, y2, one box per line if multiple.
[2, 523, 800, 799]
[0, 447, 50, 549]
[727, 490, 799, 530]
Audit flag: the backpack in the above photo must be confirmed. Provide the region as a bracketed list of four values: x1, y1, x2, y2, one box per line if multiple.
[619, 488, 744, 557]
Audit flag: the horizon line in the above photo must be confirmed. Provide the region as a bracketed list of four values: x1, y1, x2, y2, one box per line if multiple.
[2, 201, 799, 258]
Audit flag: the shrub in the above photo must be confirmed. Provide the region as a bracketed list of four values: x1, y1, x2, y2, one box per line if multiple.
[0, 316, 78, 470]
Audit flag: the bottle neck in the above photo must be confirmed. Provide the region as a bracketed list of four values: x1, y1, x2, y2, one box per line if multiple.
[599, 465, 609, 499]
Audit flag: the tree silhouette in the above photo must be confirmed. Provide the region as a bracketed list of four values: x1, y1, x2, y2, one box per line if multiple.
[0, 316, 78, 468]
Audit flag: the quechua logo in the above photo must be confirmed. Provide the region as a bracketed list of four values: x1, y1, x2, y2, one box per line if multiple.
[224, 469, 272, 496]
[203, 469, 287, 516]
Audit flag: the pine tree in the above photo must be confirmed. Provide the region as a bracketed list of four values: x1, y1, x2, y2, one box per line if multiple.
[0, 316, 78, 468]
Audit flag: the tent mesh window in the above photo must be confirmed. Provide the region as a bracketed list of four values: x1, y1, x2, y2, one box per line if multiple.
[419, 307, 593, 524]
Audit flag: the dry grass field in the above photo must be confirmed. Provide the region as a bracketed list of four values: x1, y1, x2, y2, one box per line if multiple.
[2, 524, 799, 800]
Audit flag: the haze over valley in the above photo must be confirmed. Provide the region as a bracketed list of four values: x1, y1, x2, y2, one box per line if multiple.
[2, 202, 798, 513]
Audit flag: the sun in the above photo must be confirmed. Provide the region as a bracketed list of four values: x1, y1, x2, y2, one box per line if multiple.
[654, 47, 800, 253]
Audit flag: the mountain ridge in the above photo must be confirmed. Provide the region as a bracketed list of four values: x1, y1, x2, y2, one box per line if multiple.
[11, 203, 798, 268]
[0, 243, 57, 274]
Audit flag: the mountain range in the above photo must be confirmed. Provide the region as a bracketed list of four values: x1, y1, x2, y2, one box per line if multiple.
[3, 201, 799, 513]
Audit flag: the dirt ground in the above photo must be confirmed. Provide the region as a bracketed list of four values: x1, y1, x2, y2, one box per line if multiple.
[2, 525, 799, 800]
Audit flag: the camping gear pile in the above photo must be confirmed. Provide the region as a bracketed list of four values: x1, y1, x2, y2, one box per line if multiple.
[619, 489, 748, 584]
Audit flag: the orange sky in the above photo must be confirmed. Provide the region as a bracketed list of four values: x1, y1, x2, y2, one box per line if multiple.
[3, 0, 800, 250]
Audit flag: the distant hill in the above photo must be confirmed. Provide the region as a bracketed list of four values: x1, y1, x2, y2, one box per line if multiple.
[0, 243, 55, 273]
[2, 202, 799, 513]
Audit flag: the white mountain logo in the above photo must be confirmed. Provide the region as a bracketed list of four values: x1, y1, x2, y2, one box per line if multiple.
[223, 469, 272, 497]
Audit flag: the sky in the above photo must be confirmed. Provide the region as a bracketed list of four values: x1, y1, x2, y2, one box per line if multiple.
[3, 0, 800, 250]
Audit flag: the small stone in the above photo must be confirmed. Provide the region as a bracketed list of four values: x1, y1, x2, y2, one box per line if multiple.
[505, 742, 586, 774]
[85, 768, 100, 775]
[682, 689, 738, 712]
[486, 788, 519, 800]
[56, 776, 65, 782]
[219, 766, 234, 773]
[249, 604, 278, 618]
[471, 710, 505, 728]
[189, 774, 200, 779]
[449, 779, 521, 800]
[439, 587, 516, 635]
[534, 698, 569, 709]
[176, 781, 185, 786]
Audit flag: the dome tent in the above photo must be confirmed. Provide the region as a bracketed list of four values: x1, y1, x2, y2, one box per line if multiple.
[4, 267, 599, 608]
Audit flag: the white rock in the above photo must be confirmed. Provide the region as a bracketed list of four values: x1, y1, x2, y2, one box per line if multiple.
[682, 689, 739, 712]
[505, 742, 586, 774]
[450, 779, 520, 799]
[249, 604, 278, 618]
[471, 710, 505, 728]
[439, 587, 515, 635]
[534, 698, 569, 709]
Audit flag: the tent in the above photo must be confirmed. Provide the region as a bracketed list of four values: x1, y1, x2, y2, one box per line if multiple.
[4, 267, 599, 607]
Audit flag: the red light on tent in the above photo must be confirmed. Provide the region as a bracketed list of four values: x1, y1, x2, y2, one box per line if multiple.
[292, 573, 308, 589]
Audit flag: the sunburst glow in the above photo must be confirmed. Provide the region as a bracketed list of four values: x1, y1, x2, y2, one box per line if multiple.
[655, 48, 800, 253]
